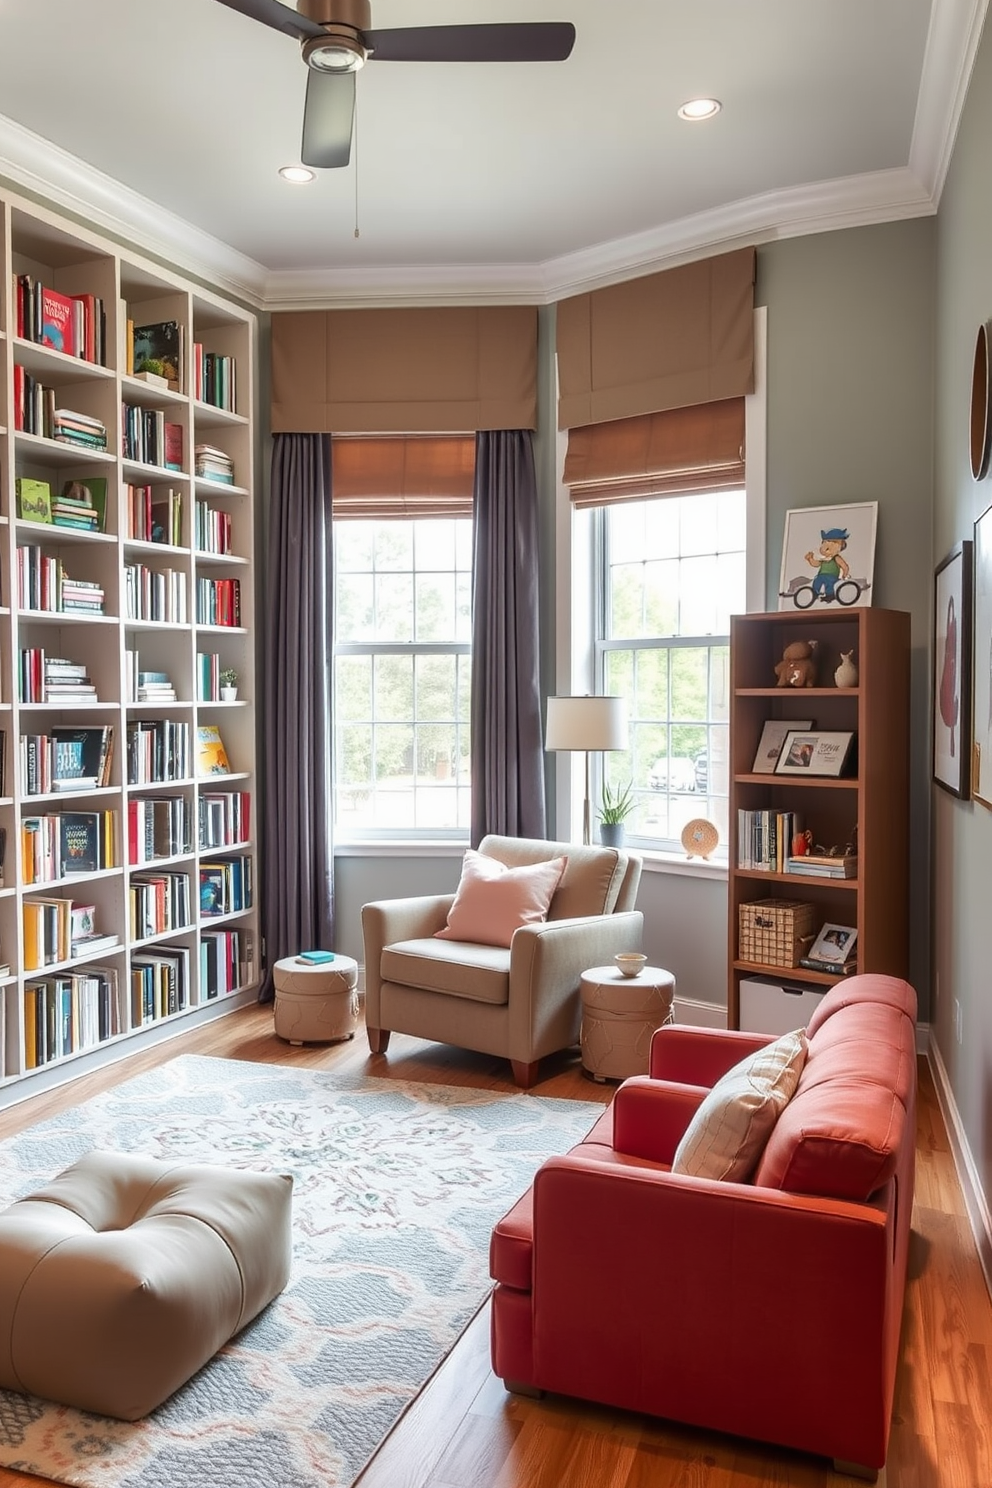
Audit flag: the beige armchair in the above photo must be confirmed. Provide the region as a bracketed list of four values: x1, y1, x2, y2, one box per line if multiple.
[361, 834, 643, 1088]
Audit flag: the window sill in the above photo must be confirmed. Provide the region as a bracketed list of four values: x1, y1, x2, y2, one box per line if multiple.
[638, 848, 727, 881]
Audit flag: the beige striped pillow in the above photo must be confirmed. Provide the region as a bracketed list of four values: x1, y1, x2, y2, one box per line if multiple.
[671, 1029, 809, 1182]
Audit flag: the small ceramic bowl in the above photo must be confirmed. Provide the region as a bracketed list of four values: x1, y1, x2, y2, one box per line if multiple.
[614, 953, 647, 978]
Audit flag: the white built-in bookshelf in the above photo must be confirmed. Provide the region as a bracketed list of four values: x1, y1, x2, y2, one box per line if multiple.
[0, 184, 259, 1104]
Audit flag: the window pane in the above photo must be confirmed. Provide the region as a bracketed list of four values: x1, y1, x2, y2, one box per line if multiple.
[333, 514, 473, 838]
[599, 492, 745, 853]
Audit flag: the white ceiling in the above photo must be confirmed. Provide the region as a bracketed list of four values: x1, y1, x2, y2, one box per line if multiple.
[0, 0, 985, 309]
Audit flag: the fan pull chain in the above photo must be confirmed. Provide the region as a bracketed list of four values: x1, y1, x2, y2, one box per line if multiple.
[353, 107, 360, 239]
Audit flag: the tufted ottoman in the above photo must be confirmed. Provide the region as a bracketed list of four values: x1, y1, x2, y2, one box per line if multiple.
[0, 1150, 293, 1421]
[273, 953, 360, 1044]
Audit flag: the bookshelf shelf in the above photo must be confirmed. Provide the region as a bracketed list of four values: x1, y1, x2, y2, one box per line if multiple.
[1, 182, 259, 1099]
[728, 608, 910, 1029]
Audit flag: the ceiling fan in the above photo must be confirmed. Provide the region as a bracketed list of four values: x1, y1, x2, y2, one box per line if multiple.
[215, 0, 576, 169]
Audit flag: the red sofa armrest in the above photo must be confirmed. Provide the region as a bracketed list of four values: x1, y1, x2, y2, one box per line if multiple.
[611, 1076, 708, 1164]
[648, 1024, 775, 1085]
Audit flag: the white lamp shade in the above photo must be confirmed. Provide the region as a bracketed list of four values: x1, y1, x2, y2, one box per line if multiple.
[545, 695, 628, 752]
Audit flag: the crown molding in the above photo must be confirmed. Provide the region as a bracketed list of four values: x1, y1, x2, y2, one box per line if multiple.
[910, 0, 990, 202]
[263, 167, 937, 308]
[0, 116, 268, 309]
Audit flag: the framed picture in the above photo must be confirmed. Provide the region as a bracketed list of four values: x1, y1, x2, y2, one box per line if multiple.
[807, 922, 858, 965]
[778, 502, 878, 611]
[751, 718, 814, 774]
[973, 504, 992, 808]
[774, 729, 855, 778]
[933, 541, 972, 798]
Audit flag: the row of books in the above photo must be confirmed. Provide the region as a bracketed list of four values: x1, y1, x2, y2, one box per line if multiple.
[196, 576, 241, 627]
[19, 652, 99, 705]
[20, 727, 115, 796]
[21, 810, 118, 883]
[23, 896, 120, 971]
[17, 547, 105, 616]
[194, 499, 234, 554]
[200, 791, 250, 848]
[736, 809, 804, 873]
[201, 929, 251, 998]
[122, 403, 183, 469]
[132, 946, 190, 1025]
[128, 795, 193, 864]
[199, 855, 252, 916]
[12, 369, 108, 451]
[127, 720, 191, 784]
[124, 563, 189, 624]
[125, 484, 183, 545]
[16, 475, 108, 532]
[23, 967, 122, 1070]
[194, 444, 235, 484]
[130, 871, 192, 940]
[13, 276, 107, 364]
[192, 347, 237, 412]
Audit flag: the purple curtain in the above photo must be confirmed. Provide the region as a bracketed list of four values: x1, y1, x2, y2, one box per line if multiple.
[258, 434, 335, 1001]
[470, 429, 547, 845]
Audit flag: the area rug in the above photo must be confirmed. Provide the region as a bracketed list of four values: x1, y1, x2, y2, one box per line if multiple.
[0, 1055, 598, 1488]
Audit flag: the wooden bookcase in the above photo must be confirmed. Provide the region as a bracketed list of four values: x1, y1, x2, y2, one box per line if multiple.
[728, 606, 910, 1029]
[0, 185, 259, 1104]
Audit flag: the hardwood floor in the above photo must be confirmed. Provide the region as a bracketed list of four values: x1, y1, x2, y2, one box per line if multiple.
[0, 1005, 986, 1487]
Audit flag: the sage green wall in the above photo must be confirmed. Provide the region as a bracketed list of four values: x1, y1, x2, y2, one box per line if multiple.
[757, 221, 936, 1010]
[932, 15, 992, 1198]
[332, 219, 937, 1019]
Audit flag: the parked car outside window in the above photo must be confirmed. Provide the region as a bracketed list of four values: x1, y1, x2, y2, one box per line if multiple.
[648, 756, 697, 793]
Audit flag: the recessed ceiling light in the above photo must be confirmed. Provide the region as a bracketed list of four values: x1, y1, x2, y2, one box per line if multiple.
[279, 165, 315, 184]
[678, 98, 722, 122]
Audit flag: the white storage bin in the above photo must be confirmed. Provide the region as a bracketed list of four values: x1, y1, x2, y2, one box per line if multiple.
[740, 976, 826, 1036]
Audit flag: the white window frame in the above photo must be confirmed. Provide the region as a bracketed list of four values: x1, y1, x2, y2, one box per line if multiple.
[332, 516, 474, 844]
[553, 306, 767, 870]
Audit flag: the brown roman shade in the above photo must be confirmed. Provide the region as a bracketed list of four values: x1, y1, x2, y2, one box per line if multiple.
[556, 247, 755, 430]
[271, 306, 538, 433]
[563, 398, 745, 507]
[332, 435, 475, 518]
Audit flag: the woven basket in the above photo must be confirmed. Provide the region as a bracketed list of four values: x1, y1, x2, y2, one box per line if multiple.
[739, 898, 817, 968]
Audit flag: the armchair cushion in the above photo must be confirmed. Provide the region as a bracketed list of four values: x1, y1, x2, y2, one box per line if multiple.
[671, 1027, 809, 1182]
[381, 937, 510, 1004]
[435, 849, 567, 948]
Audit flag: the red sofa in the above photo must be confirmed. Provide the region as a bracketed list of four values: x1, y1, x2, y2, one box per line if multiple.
[490, 974, 917, 1479]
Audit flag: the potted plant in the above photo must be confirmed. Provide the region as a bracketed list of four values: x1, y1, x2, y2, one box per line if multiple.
[220, 667, 238, 702]
[597, 780, 634, 847]
[134, 356, 170, 389]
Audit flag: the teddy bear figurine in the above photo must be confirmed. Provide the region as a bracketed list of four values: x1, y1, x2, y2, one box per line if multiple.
[774, 639, 818, 688]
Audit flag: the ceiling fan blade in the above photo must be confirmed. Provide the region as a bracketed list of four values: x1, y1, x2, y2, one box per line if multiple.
[213, 0, 326, 41]
[301, 70, 355, 169]
[366, 22, 576, 64]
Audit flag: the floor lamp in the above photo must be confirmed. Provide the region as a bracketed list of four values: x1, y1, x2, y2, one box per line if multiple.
[545, 695, 628, 845]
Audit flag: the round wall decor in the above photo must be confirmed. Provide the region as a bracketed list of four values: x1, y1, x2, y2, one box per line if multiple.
[971, 321, 991, 481]
[681, 818, 719, 860]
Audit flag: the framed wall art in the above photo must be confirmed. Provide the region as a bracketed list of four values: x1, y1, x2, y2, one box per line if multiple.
[778, 502, 878, 611]
[973, 505, 992, 808]
[933, 541, 972, 798]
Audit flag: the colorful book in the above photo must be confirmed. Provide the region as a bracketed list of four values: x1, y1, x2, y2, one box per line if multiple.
[40, 286, 76, 356]
[196, 725, 231, 777]
[15, 478, 53, 525]
[132, 320, 183, 390]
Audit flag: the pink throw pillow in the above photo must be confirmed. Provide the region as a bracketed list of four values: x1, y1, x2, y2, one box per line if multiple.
[435, 849, 567, 948]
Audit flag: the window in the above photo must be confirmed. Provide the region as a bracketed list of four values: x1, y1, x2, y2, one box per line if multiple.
[595, 489, 746, 853]
[333, 518, 473, 838]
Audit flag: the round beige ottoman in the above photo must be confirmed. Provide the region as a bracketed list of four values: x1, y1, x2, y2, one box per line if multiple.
[273, 954, 360, 1045]
[580, 964, 676, 1082]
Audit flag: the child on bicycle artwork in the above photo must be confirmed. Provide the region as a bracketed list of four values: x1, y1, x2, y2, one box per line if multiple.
[804, 528, 850, 602]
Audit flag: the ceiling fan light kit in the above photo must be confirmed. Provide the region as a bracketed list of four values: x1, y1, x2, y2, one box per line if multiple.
[217, 0, 575, 169]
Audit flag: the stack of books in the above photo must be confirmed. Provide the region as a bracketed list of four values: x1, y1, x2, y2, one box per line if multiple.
[53, 478, 106, 531]
[53, 408, 107, 450]
[59, 577, 105, 616]
[44, 657, 98, 702]
[194, 444, 234, 484]
[785, 853, 858, 878]
[137, 670, 177, 703]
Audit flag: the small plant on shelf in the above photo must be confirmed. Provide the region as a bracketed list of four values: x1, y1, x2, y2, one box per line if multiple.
[598, 780, 634, 824]
[220, 667, 238, 701]
[135, 356, 167, 378]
